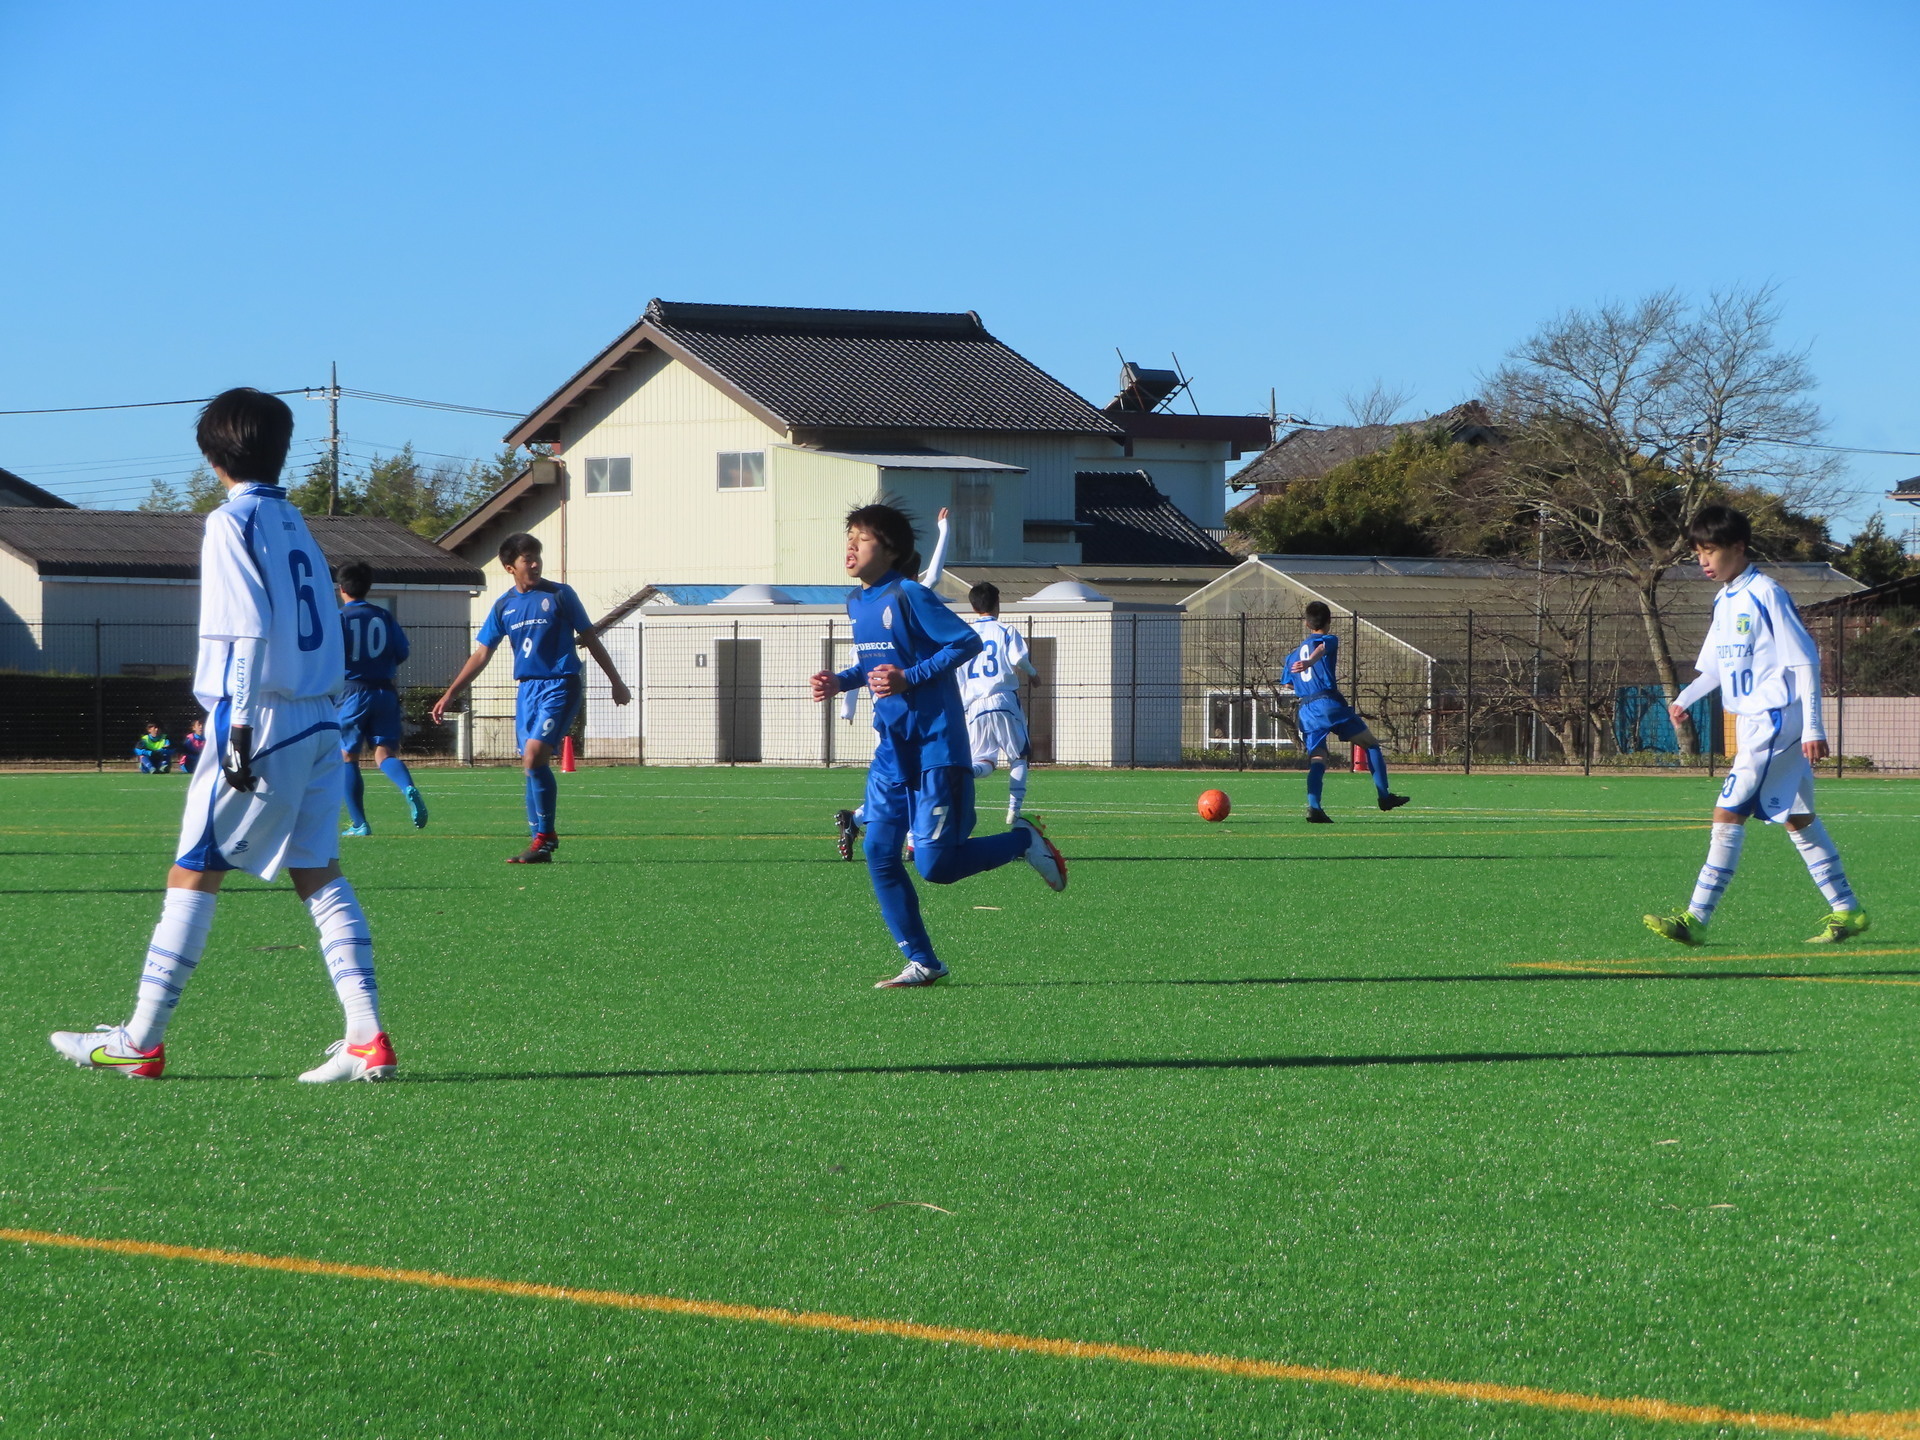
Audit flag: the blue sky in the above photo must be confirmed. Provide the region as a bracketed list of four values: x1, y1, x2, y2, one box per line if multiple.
[2, 0, 1915, 536]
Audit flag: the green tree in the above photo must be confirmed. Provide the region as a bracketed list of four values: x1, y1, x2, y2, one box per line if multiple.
[1226, 432, 1473, 555]
[182, 464, 224, 513]
[1845, 606, 1920, 696]
[287, 443, 530, 535]
[136, 478, 185, 512]
[1835, 513, 1917, 587]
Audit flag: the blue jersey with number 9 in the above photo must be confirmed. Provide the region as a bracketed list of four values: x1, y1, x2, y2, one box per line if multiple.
[478, 580, 595, 679]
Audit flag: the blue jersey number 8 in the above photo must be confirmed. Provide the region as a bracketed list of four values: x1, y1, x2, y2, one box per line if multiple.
[289, 550, 324, 652]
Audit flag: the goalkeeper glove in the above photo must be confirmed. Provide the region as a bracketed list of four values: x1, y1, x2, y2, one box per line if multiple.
[221, 725, 258, 793]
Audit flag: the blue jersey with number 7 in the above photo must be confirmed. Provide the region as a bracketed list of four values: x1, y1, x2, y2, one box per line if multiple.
[477, 580, 594, 679]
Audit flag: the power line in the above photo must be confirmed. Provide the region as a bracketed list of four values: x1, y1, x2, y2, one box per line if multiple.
[0, 389, 313, 417]
[337, 388, 521, 418]
[0, 385, 523, 421]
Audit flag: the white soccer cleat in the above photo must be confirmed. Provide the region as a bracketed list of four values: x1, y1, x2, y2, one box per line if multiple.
[298, 1032, 397, 1083]
[1014, 816, 1067, 892]
[1005, 804, 1021, 826]
[876, 960, 949, 988]
[49, 1025, 164, 1079]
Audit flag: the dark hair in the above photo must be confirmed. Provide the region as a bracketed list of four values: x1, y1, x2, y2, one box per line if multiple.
[845, 503, 920, 576]
[969, 582, 1001, 614]
[1687, 504, 1751, 549]
[1304, 601, 1332, 630]
[146, 721, 161, 730]
[498, 533, 543, 567]
[336, 561, 373, 599]
[195, 388, 294, 482]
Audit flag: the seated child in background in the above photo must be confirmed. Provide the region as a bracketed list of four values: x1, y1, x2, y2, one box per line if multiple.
[134, 724, 173, 774]
[179, 719, 206, 774]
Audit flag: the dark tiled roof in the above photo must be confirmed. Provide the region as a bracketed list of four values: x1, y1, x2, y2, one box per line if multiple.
[1229, 402, 1497, 490]
[1074, 471, 1232, 565]
[0, 509, 482, 586]
[0, 466, 77, 509]
[1891, 475, 1920, 498]
[510, 300, 1124, 445]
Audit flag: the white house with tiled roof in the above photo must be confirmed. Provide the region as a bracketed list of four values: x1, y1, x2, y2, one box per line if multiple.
[439, 301, 1267, 618]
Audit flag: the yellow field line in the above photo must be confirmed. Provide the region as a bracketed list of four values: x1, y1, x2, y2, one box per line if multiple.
[1, 1229, 1913, 1437]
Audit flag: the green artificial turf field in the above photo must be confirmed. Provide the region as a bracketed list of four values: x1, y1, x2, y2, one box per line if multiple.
[2, 766, 1916, 1438]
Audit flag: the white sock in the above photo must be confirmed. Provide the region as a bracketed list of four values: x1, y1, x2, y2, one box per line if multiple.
[307, 878, 382, 1044]
[126, 890, 218, 1050]
[1790, 819, 1857, 911]
[1008, 759, 1029, 816]
[1687, 822, 1745, 924]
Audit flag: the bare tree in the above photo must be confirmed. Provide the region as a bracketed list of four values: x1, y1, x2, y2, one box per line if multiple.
[1480, 286, 1840, 751]
[1343, 379, 1416, 427]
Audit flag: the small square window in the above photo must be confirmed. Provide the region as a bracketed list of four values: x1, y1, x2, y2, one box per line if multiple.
[584, 457, 631, 494]
[717, 451, 766, 490]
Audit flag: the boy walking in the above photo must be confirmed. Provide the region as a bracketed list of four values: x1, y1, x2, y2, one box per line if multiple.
[1289, 601, 1408, 822]
[812, 503, 1066, 987]
[1644, 504, 1868, 945]
[958, 581, 1039, 825]
[50, 388, 395, 1082]
[336, 561, 427, 836]
[431, 533, 630, 864]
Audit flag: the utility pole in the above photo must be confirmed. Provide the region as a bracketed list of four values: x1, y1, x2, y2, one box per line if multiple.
[327, 362, 341, 515]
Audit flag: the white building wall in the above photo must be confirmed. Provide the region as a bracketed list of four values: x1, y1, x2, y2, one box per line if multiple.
[556, 349, 789, 608]
[1008, 605, 1184, 766]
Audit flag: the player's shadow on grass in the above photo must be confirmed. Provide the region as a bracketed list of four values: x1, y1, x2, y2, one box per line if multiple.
[972, 969, 1920, 988]
[1070, 854, 1538, 863]
[337, 1046, 1785, 1086]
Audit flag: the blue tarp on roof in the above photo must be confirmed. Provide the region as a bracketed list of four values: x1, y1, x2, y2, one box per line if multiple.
[649, 584, 857, 606]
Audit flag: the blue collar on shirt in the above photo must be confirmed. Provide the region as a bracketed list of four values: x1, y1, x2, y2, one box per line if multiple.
[228, 482, 288, 500]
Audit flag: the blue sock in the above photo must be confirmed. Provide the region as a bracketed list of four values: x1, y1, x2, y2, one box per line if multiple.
[1307, 760, 1325, 809]
[915, 830, 1029, 885]
[378, 756, 416, 793]
[344, 762, 368, 827]
[1367, 746, 1390, 795]
[865, 816, 938, 967]
[526, 765, 557, 835]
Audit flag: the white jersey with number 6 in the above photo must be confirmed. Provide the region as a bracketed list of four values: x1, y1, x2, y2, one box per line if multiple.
[958, 617, 1031, 718]
[192, 482, 345, 711]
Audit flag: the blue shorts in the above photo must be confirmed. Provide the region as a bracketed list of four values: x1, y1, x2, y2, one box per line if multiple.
[339, 685, 404, 753]
[863, 754, 977, 851]
[1299, 697, 1368, 756]
[516, 675, 583, 750]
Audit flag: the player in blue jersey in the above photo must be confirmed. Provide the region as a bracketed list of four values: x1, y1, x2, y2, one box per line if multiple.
[1288, 601, 1408, 822]
[334, 561, 427, 836]
[811, 503, 1066, 988]
[431, 533, 630, 863]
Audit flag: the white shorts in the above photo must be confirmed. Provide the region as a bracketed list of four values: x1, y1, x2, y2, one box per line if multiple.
[176, 696, 344, 880]
[1717, 701, 1815, 824]
[967, 707, 1030, 770]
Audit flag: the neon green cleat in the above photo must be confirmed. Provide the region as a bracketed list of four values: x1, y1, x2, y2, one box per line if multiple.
[1643, 911, 1707, 947]
[1806, 909, 1869, 944]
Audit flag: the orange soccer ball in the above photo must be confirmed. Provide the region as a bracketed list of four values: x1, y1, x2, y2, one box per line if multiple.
[1197, 789, 1231, 822]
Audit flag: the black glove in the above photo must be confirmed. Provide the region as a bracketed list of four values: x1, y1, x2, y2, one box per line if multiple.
[221, 724, 258, 793]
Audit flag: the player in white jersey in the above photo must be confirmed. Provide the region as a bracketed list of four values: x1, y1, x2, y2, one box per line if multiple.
[958, 581, 1039, 824]
[1643, 504, 1868, 947]
[49, 390, 396, 1082]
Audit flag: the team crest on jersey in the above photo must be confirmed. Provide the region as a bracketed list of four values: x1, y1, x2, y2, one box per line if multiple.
[882, 605, 893, 629]
[541, 597, 551, 612]
[1734, 613, 1752, 635]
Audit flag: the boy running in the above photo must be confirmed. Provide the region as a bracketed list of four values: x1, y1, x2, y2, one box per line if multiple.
[50, 388, 395, 1082]
[1643, 504, 1868, 945]
[430, 533, 630, 864]
[835, 508, 947, 859]
[812, 503, 1066, 987]
[1289, 601, 1408, 822]
[336, 561, 428, 836]
[958, 581, 1039, 825]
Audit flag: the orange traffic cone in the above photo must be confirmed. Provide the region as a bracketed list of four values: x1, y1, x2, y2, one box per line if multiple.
[1351, 743, 1366, 773]
[560, 735, 577, 773]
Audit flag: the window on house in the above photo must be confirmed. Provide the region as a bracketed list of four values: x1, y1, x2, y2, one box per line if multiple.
[584, 457, 631, 494]
[717, 452, 766, 490]
[1205, 691, 1293, 749]
[951, 475, 993, 562]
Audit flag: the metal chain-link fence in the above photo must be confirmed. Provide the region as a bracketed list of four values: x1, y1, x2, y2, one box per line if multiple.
[4, 611, 1915, 773]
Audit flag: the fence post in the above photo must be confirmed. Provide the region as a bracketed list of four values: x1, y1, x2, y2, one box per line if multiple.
[729, 619, 740, 767]
[1582, 608, 1594, 777]
[1128, 611, 1139, 769]
[93, 619, 104, 772]
[1834, 612, 1845, 780]
[1237, 613, 1248, 771]
[823, 619, 835, 768]
[1463, 610, 1474, 776]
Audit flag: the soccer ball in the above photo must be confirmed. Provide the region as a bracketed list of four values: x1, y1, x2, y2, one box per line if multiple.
[1197, 789, 1231, 822]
